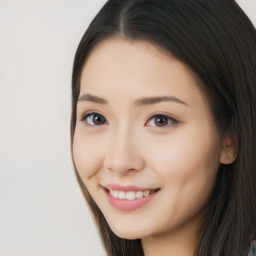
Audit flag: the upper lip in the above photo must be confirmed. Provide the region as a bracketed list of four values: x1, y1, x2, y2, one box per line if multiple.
[103, 184, 159, 192]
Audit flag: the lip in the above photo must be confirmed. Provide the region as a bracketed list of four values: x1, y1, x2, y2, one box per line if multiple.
[104, 184, 158, 192]
[103, 184, 160, 211]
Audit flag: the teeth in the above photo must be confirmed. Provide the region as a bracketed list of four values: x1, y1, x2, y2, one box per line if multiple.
[136, 191, 143, 199]
[114, 190, 119, 198]
[118, 191, 126, 200]
[110, 189, 115, 197]
[126, 191, 136, 200]
[143, 190, 150, 197]
[109, 189, 156, 200]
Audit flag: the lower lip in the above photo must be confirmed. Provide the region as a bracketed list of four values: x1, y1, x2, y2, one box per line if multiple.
[104, 189, 159, 211]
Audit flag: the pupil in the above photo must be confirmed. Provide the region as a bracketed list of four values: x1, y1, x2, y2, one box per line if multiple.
[93, 114, 105, 125]
[155, 115, 168, 126]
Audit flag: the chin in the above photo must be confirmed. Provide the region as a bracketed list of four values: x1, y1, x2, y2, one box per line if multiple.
[112, 230, 143, 240]
[108, 222, 151, 240]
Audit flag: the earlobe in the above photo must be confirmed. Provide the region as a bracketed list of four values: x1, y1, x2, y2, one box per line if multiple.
[219, 136, 238, 165]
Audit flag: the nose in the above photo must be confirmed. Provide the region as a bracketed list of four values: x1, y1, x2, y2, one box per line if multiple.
[103, 126, 145, 175]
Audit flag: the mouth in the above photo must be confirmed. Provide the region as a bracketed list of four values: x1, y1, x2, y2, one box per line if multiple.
[106, 188, 159, 200]
[102, 185, 160, 211]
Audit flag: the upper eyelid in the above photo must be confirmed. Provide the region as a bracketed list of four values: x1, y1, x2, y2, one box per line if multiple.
[146, 112, 180, 123]
[83, 112, 107, 120]
[80, 110, 105, 120]
[80, 112, 176, 118]
[148, 114, 177, 120]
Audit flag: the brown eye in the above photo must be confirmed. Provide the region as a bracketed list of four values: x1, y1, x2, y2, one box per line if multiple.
[154, 115, 168, 126]
[84, 113, 107, 126]
[147, 114, 178, 127]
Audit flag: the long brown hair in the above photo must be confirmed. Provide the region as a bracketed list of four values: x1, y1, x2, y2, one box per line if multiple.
[71, 0, 256, 255]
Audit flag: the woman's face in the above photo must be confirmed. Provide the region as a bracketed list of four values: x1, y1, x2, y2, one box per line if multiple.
[73, 38, 221, 241]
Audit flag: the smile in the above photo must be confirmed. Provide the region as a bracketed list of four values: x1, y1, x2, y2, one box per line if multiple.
[109, 189, 157, 200]
[103, 185, 160, 211]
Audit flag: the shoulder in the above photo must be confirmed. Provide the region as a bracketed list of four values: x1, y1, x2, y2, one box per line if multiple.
[248, 240, 256, 256]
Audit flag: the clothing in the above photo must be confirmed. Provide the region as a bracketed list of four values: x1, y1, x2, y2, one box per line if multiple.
[248, 240, 256, 256]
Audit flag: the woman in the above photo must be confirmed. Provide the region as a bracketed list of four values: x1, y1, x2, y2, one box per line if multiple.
[71, 0, 256, 255]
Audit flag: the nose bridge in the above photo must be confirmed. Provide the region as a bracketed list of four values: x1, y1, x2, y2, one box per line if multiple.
[103, 122, 144, 174]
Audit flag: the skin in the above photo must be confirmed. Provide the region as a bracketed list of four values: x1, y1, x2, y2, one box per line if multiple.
[72, 38, 234, 256]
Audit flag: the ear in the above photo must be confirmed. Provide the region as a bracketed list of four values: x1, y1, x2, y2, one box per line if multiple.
[219, 136, 238, 164]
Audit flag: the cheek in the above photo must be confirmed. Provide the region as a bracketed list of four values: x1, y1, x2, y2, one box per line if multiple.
[72, 130, 104, 180]
[144, 124, 219, 195]
[140, 129, 219, 230]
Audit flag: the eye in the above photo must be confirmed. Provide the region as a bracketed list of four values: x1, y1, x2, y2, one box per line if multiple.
[82, 112, 107, 126]
[146, 114, 178, 127]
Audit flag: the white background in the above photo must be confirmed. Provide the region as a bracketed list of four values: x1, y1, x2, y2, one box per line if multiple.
[0, 1, 255, 256]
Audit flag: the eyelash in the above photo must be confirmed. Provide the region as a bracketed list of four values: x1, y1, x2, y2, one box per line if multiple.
[81, 112, 179, 128]
[82, 112, 108, 126]
[146, 114, 179, 127]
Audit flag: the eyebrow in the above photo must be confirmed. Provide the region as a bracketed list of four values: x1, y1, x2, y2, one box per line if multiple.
[134, 96, 189, 107]
[78, 93, 189, 107]
[78, 94, 108, 104]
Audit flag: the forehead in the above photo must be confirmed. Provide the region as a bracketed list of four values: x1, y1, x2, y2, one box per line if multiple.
[80, 38, 207, 109]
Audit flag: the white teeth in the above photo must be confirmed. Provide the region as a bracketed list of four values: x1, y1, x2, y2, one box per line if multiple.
[118, 191, 126, 200]
[109, 189, 156, 200]
[126, 191, 136, 200]
[143, 190, 150, 197]
[110, 189, 115, 197]
[114, 190, 119, 198]
[136, 191, 143, 199]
